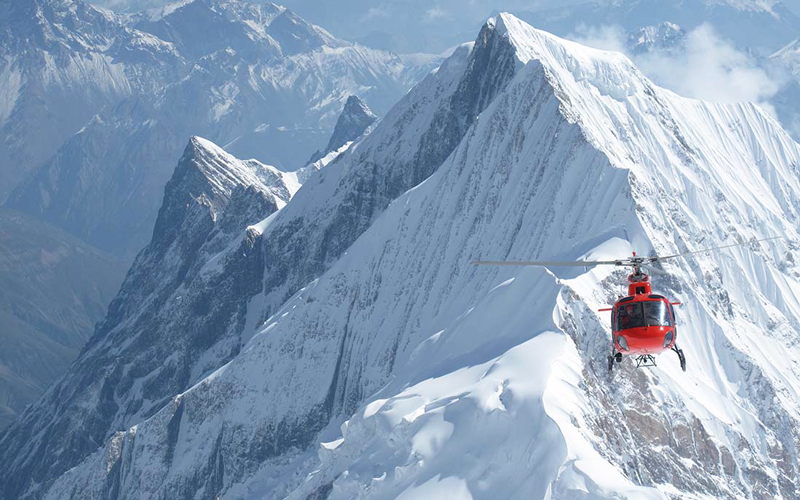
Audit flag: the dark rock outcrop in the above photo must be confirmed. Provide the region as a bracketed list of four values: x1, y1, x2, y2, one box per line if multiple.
[0, 137, 286, 499]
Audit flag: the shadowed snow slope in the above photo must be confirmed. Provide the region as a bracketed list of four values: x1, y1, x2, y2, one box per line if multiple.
[4, 13, 800, 500]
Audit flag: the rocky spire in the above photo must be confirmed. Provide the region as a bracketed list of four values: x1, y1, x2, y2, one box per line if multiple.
[308, 95, 377, 163]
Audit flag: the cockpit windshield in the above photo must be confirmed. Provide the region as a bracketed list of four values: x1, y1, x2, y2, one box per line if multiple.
[616, 301, 672, 330]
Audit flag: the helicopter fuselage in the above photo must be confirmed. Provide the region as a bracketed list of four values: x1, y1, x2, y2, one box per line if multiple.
[609, 275, 678, 356]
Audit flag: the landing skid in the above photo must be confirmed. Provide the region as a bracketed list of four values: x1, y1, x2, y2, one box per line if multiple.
[633, 347, 686, 371]
[611, 347, 687, 372]
[607, 352, 623, 372]
[672, 345, 687, 372]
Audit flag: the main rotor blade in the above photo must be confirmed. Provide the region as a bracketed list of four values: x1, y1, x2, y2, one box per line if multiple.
[471, 260, 620, 267]
[653, 236, 784, 262]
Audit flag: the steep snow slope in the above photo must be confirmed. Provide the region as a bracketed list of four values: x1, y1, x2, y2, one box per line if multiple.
[0, 21, 512, 498]
[7, 13, 800, 500]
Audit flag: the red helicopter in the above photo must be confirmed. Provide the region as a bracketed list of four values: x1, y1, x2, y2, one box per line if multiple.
[473, 236, 782, 373]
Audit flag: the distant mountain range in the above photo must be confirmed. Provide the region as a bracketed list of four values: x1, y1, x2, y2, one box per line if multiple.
[1, 0, 438, 259]
[88, 0, 800, 54]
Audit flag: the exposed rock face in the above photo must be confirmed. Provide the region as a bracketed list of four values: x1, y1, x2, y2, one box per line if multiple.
[0, 136, 290, 499]
[309, 95, 377, 163]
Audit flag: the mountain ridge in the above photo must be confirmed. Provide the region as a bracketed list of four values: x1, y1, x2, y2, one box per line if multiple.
[3, 0, 433, 258]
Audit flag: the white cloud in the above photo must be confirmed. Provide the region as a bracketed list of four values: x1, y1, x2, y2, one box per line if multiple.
[360, 7, 390, 23]
[568, 23, 781, 117]
[423, 7, 449, 23]
[567, 24, 628, 54]
[637, 24, 780, 115]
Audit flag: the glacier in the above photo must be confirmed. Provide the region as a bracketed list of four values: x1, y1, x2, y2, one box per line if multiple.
[3, 12, 800, 500]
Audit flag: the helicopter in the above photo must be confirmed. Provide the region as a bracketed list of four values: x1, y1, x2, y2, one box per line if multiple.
[472, 236, 783, 373]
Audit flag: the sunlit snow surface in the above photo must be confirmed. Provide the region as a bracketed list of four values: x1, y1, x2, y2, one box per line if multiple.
[41, 14, 800, 500]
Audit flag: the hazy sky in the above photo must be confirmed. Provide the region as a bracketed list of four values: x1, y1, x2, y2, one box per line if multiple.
[91, 0, 800, 53]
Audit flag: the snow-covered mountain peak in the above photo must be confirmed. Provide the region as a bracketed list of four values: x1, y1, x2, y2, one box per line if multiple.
[488, 15, 798, 242]
[507, 12, 799, 222]
[133, 0, 344, 58]
[185, 135, 263, 193]
[627, 22, 686, 54]
[180, 135, 294, 209]
[490, 13, 643, 102]
[1, 0, 113, 51]
[266, 6, 345, 54]
[309, 95, 376, 163]
[0, 135, 301, 500]
[149, 136, 279, 249]
[330, 94, 377, 142]
[3, 0, 428, 256]
[341, 94, 375, 117]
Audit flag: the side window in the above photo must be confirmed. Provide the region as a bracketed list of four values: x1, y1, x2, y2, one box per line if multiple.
[668, 302, 676, 325]
[611, 308, 616, 330]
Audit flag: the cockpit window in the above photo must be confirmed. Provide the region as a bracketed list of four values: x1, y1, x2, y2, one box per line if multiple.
[644, 301, 672, 327]
[617, 303, 643, 329]
[616, 301, 672, 330]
